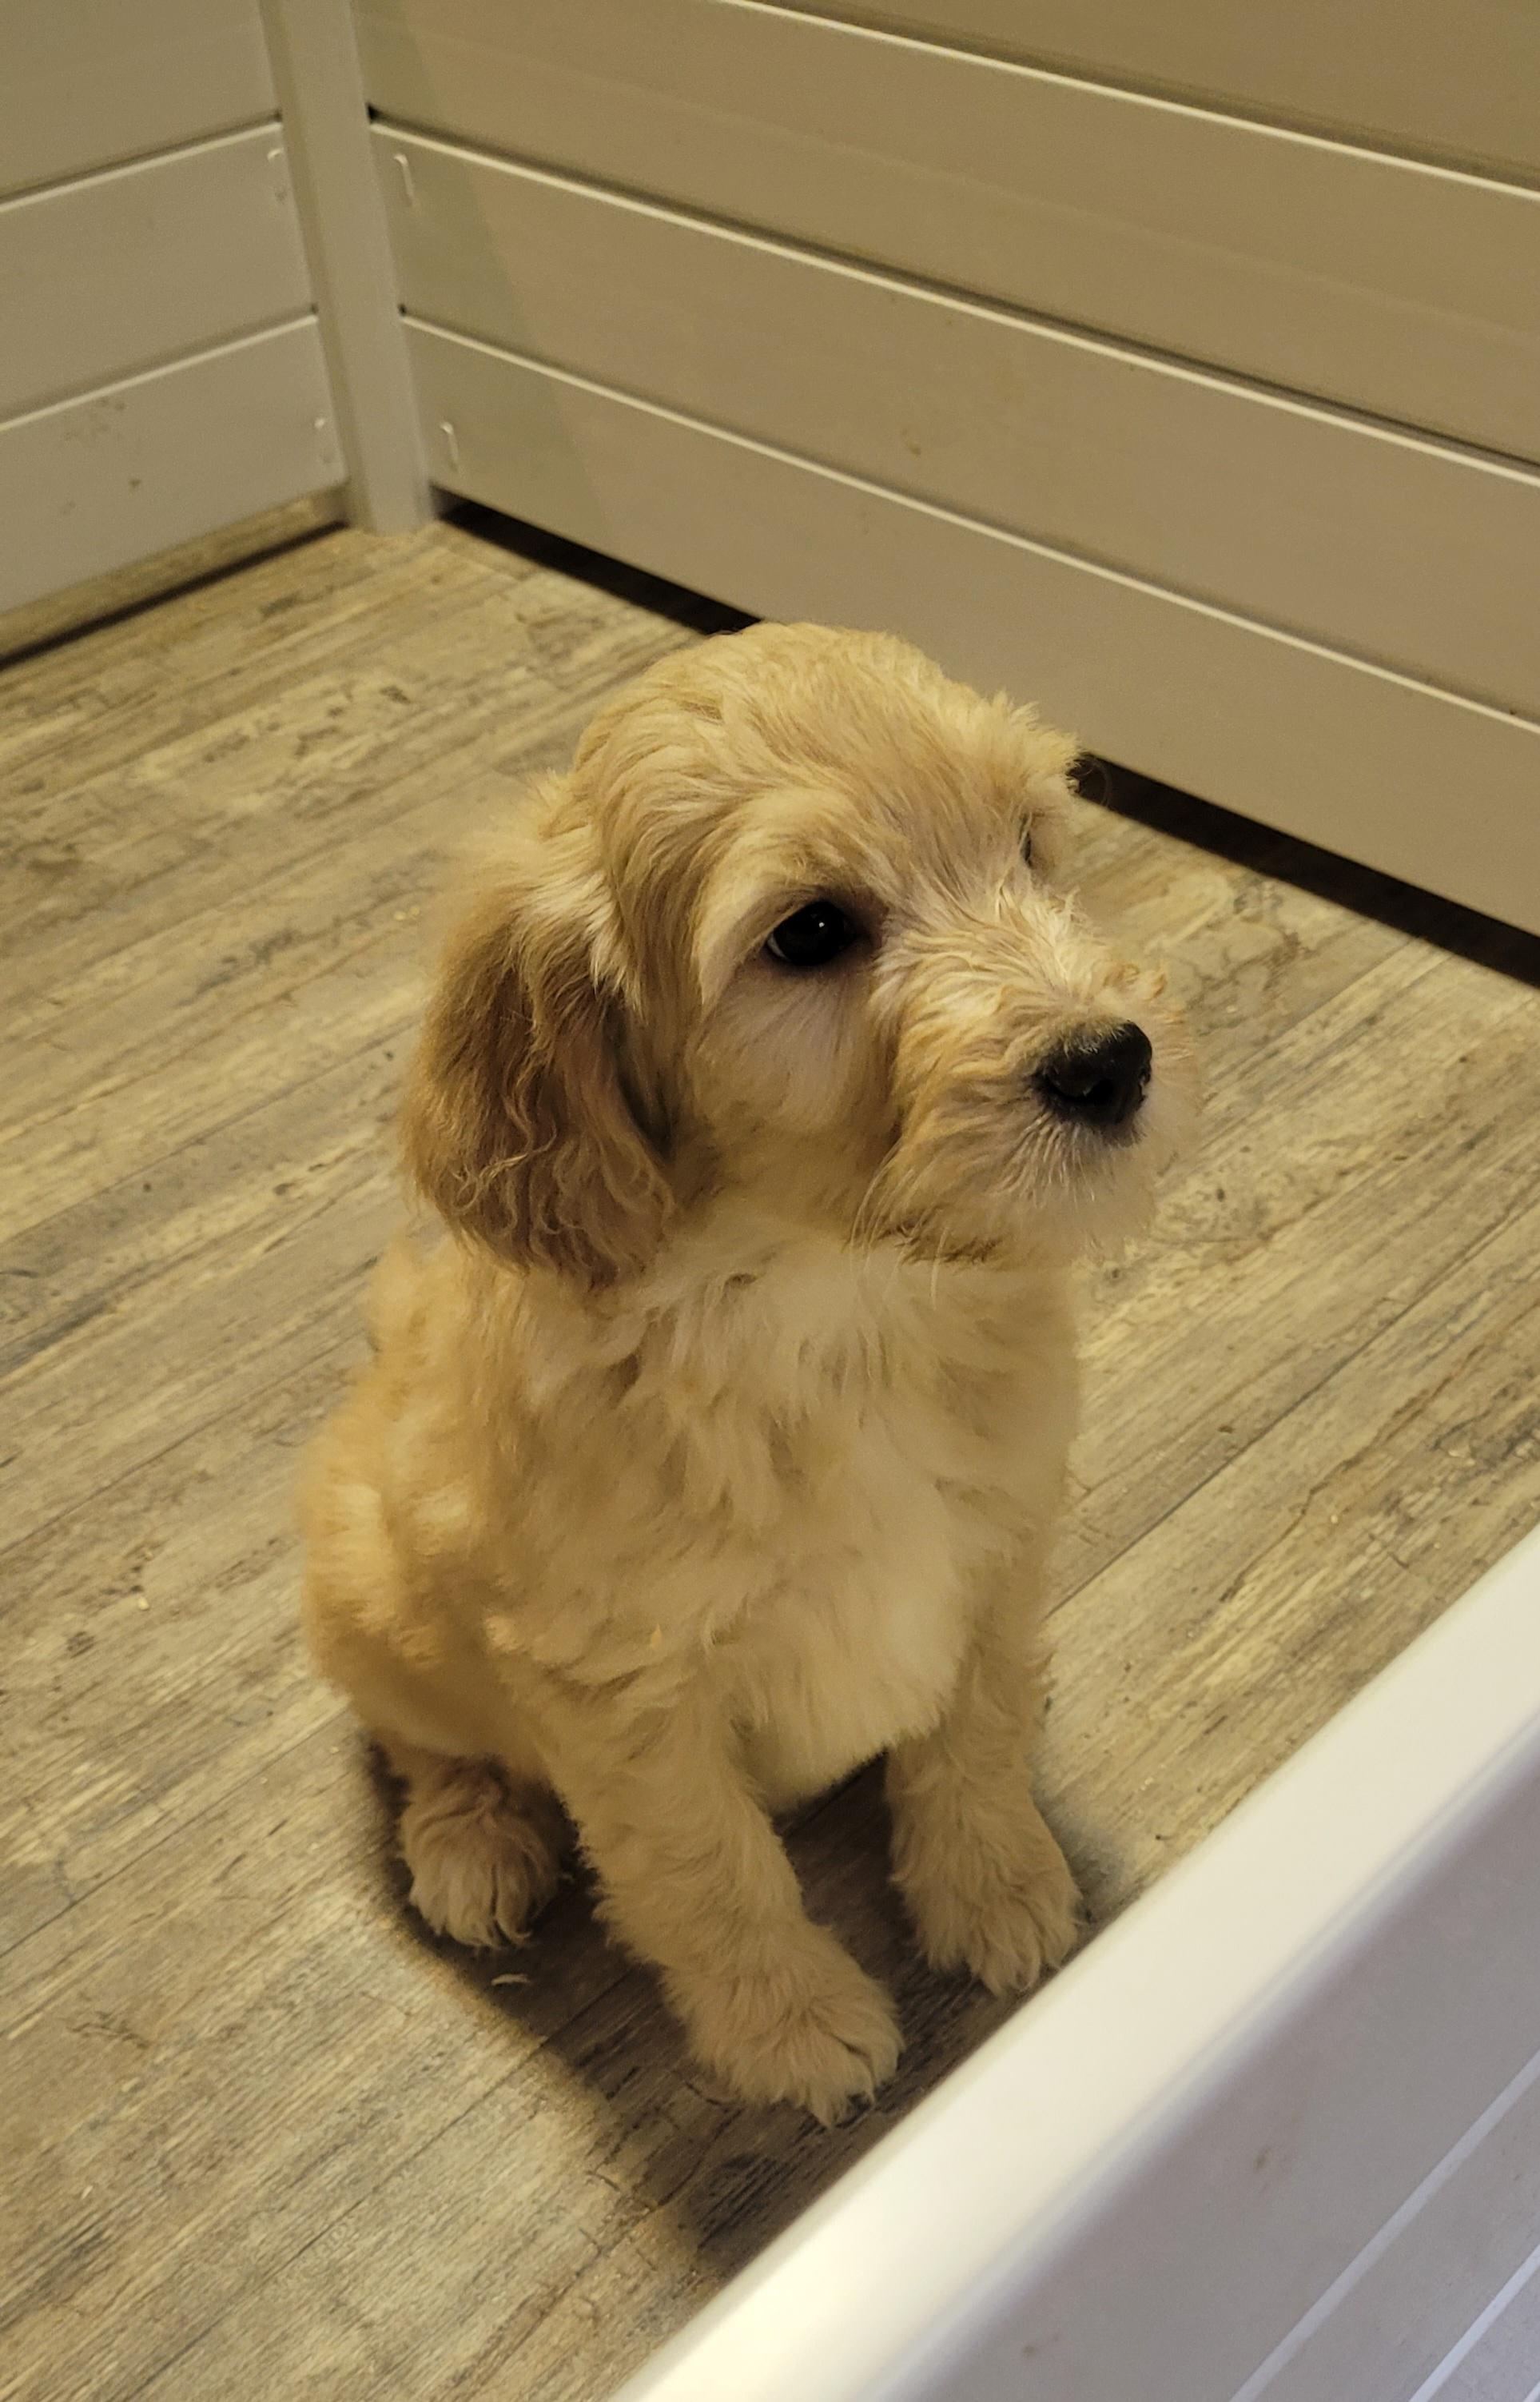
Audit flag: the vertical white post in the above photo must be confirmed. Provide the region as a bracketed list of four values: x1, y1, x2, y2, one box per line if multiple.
[257, 0, 432, 532]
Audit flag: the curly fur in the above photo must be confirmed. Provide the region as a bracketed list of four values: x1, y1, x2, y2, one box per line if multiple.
[300, 623, 1194, 2120]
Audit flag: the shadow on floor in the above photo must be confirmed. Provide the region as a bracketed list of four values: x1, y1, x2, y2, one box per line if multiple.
[356, 1736, 1037, 2283]
[450, 503, 755, 646]
[1084, 760, 1540, 989]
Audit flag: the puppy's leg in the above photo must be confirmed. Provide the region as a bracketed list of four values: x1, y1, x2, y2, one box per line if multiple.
[887, 1556, 1081, 1994]
[549, 1695, 900, 2121]
[382, 1739, 567, 1950]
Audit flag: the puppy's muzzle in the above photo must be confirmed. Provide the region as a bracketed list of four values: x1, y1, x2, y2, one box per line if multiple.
[1034, 1021, 1152, 1134]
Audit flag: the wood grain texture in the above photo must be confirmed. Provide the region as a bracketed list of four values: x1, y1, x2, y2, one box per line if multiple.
[1, 509, 1536, 2401]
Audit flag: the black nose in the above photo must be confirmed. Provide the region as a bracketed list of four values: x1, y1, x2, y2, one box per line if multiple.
[1035, 1022, 1152, 1130]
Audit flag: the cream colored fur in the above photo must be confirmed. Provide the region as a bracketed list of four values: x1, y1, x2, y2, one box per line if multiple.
[300, 624, 1193, 2121]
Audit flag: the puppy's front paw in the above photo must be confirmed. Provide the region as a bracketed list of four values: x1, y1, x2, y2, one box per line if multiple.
[681, 1925, 902, 2124]
[400, 1765, 564, 1950]
[901, 1817, 1083, 1996]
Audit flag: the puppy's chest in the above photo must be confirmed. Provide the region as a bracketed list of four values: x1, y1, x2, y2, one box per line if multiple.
[714, 1333, 1040, 1806]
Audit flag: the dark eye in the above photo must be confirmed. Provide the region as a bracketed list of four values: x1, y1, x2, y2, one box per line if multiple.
[1020, 827, 1034, 866]
[765, 899, 862, 970]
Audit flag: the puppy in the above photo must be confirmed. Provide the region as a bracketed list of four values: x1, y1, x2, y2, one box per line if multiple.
[300, 623, 1192, 2121]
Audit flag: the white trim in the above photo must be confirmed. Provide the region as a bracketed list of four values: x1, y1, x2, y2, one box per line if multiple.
[614, 1528, 1540, 2401]
[256, 0, 431, 530]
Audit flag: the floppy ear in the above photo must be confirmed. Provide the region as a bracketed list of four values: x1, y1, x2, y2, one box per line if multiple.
[400, 808, 672, 1285]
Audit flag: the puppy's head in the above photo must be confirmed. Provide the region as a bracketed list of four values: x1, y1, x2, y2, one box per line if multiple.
[404, 624, 1194, 1279]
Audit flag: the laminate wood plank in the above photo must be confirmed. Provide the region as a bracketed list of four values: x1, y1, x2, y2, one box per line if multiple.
[0, 1129, 396, 1566]
[1043, 1189, 1540, 1914]
[0, 1707, 985, 2402]
[2, 556, 490, 863]
[0, 698, 718, 1245]
[0, 547, 702, 1007]
[0, 512, 585, 719]
[2, 514, 1536, 2402]
[0, 1336, 354, 1954]
[1, 739, 507, 1237]
[1, 622, 646, 1051]
[0, 526, 517, 831]
[0, 1724, 619, 2402]
[1064, 951, 1540, 1591]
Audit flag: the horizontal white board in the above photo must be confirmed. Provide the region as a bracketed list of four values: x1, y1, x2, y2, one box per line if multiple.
[0, 128, 315, 420]
[1255, 2056, 1540, 2400]
[615, 1531, 1540, 2402]
[381, 135, 1540, 719]
[406, 322, 1540, 935]
[1437, 2256, 1540, 2401]
[771, 0, 1540, 181]
[2, 0, 275, 201]
[0, 322, 342, 615]
[355, 0, 1540, 463]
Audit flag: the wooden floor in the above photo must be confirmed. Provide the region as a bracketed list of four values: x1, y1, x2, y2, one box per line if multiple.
[2, 508, 1538, 2402]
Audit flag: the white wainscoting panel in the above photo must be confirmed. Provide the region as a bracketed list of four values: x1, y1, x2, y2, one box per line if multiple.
[770, 0, 1540, 179]
[0, 324, 343, 615]
[355, 0, 1540, 463]
[2, 0, 276, 200]
[404, 323, 1540, 934]
[378, 133, 1540, 719]
[0, 128, 314, 419]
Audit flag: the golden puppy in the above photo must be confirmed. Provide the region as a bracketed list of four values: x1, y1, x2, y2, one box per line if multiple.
[301, 623, 1192, 2121]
